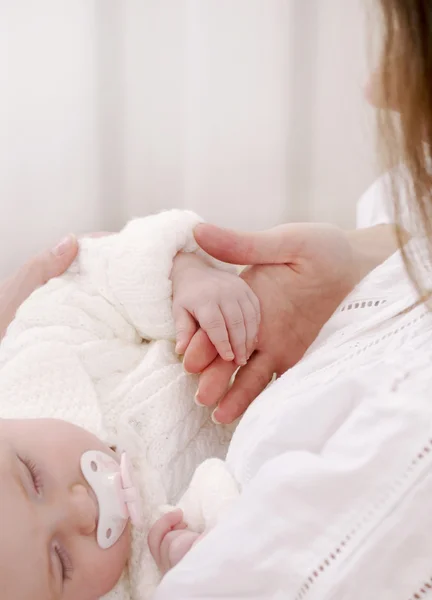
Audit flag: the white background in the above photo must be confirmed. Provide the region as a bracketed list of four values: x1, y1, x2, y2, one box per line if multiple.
[1, 0, 377, 277]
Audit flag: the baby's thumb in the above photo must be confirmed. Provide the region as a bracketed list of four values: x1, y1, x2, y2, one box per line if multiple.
[174, 307, 197, 355]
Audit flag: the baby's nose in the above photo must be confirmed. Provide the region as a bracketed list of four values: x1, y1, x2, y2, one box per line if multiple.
[67, 483, 98, 536]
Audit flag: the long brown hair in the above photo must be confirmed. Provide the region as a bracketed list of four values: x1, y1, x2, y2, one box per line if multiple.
[378, 0, 432, 298]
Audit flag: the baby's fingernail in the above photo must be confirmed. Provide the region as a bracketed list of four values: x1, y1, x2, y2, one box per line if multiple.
[52, 234, 75, 256]
[225, 352, 235, 361]
[255, 336, 259, 344]
[237, 357, 247, 366]
[195, 392, 205, 407]
[175, 343, 183, 355]
[211, 409, 222, 425]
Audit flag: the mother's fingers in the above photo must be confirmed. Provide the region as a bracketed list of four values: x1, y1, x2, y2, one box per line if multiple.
[194, 223, 302, 266]
[213, 352, 275, 424]
[183, 329, 218, 374]
[195, 356, 237, 408]
[33, 234, 79, 285]
[0, 235, 79, 339]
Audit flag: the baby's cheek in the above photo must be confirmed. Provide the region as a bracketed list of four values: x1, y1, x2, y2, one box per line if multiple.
[82, 526, 132, 596]
[103, 526, 132, 591]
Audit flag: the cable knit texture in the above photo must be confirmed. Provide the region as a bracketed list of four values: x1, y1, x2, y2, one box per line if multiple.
[0, 210, 234, 600]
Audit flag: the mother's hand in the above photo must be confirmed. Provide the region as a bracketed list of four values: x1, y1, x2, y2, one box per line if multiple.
[184, 222, 400, 423]
[0, 235, 78, 338]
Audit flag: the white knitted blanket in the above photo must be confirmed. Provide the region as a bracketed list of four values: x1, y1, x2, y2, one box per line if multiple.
[0, 210, 235, 600]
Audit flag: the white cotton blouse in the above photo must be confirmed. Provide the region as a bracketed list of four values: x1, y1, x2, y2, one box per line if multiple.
[154, 180, 432, 600]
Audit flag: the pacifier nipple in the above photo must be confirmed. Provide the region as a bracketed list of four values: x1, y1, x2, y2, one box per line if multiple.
[81, 450, 141, 550]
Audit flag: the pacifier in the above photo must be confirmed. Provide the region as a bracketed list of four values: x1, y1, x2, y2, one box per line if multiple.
[81, 450, 142, 550]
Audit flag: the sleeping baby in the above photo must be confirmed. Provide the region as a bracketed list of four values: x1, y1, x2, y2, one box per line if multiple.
[0, 210, 259, 600]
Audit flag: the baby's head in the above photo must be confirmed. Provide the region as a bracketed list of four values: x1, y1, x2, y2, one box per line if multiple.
[0, 418, 132, 600]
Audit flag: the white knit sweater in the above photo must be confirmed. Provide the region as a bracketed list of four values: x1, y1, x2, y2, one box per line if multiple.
[0, 210, 234, 600]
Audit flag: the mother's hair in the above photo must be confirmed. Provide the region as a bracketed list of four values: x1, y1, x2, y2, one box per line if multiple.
[377, 0, 432, 296]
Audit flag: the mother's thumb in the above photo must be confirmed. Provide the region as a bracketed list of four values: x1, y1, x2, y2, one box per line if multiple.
[27, 234, 79, 287]
[194, 223, 300, 266]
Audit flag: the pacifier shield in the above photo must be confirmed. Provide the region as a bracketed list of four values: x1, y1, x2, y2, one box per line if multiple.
[81, 450, 129, 550]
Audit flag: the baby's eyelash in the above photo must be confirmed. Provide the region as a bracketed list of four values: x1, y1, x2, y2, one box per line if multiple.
[55, 545, 73, 581]
[20, 456, 43, 494]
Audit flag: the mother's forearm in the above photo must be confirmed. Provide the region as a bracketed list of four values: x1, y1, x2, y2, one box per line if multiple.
[346, 224, 407, 286]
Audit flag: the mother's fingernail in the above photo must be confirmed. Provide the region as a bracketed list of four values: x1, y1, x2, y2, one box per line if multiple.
[211, 409, 222, 425]
[194, 392, 205, 407]
[52, 234, 74, 256]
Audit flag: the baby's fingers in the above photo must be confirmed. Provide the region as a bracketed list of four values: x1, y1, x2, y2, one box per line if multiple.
[247, 288, 261, 326]
[220, 301, 247, 366]
[240, 297, 259, 359]
[173, 306, 198, 355]
[148, 510, 185, 568]
[165, 530, 201, 570]
[195, 304, 234, 362]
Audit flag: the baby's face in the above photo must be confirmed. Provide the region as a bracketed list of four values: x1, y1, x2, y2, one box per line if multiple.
[0, 418, 131, 600]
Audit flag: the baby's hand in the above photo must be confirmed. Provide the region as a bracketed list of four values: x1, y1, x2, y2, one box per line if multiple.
[148, 510, 202, 575]
[171, 253, 260, 366]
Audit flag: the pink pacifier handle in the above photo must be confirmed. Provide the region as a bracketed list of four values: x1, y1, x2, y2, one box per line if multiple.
[120, 453, 142, 527]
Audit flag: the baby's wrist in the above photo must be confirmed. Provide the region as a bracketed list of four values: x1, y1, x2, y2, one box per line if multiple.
[171, 251, 212, 282]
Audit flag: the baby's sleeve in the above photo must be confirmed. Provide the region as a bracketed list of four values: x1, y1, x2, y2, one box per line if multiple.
[2, 210, 206, 348]
[160, 458, 240, 533]
[0, 210, 212, 435]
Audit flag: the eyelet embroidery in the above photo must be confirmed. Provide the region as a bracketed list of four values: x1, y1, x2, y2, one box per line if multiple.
[284, 311, 427, 405]
[294, 437, 432, 600]
[304, 312, 426, 383]
[408, 581, 432, 600]
[340, 298, 387, 312]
